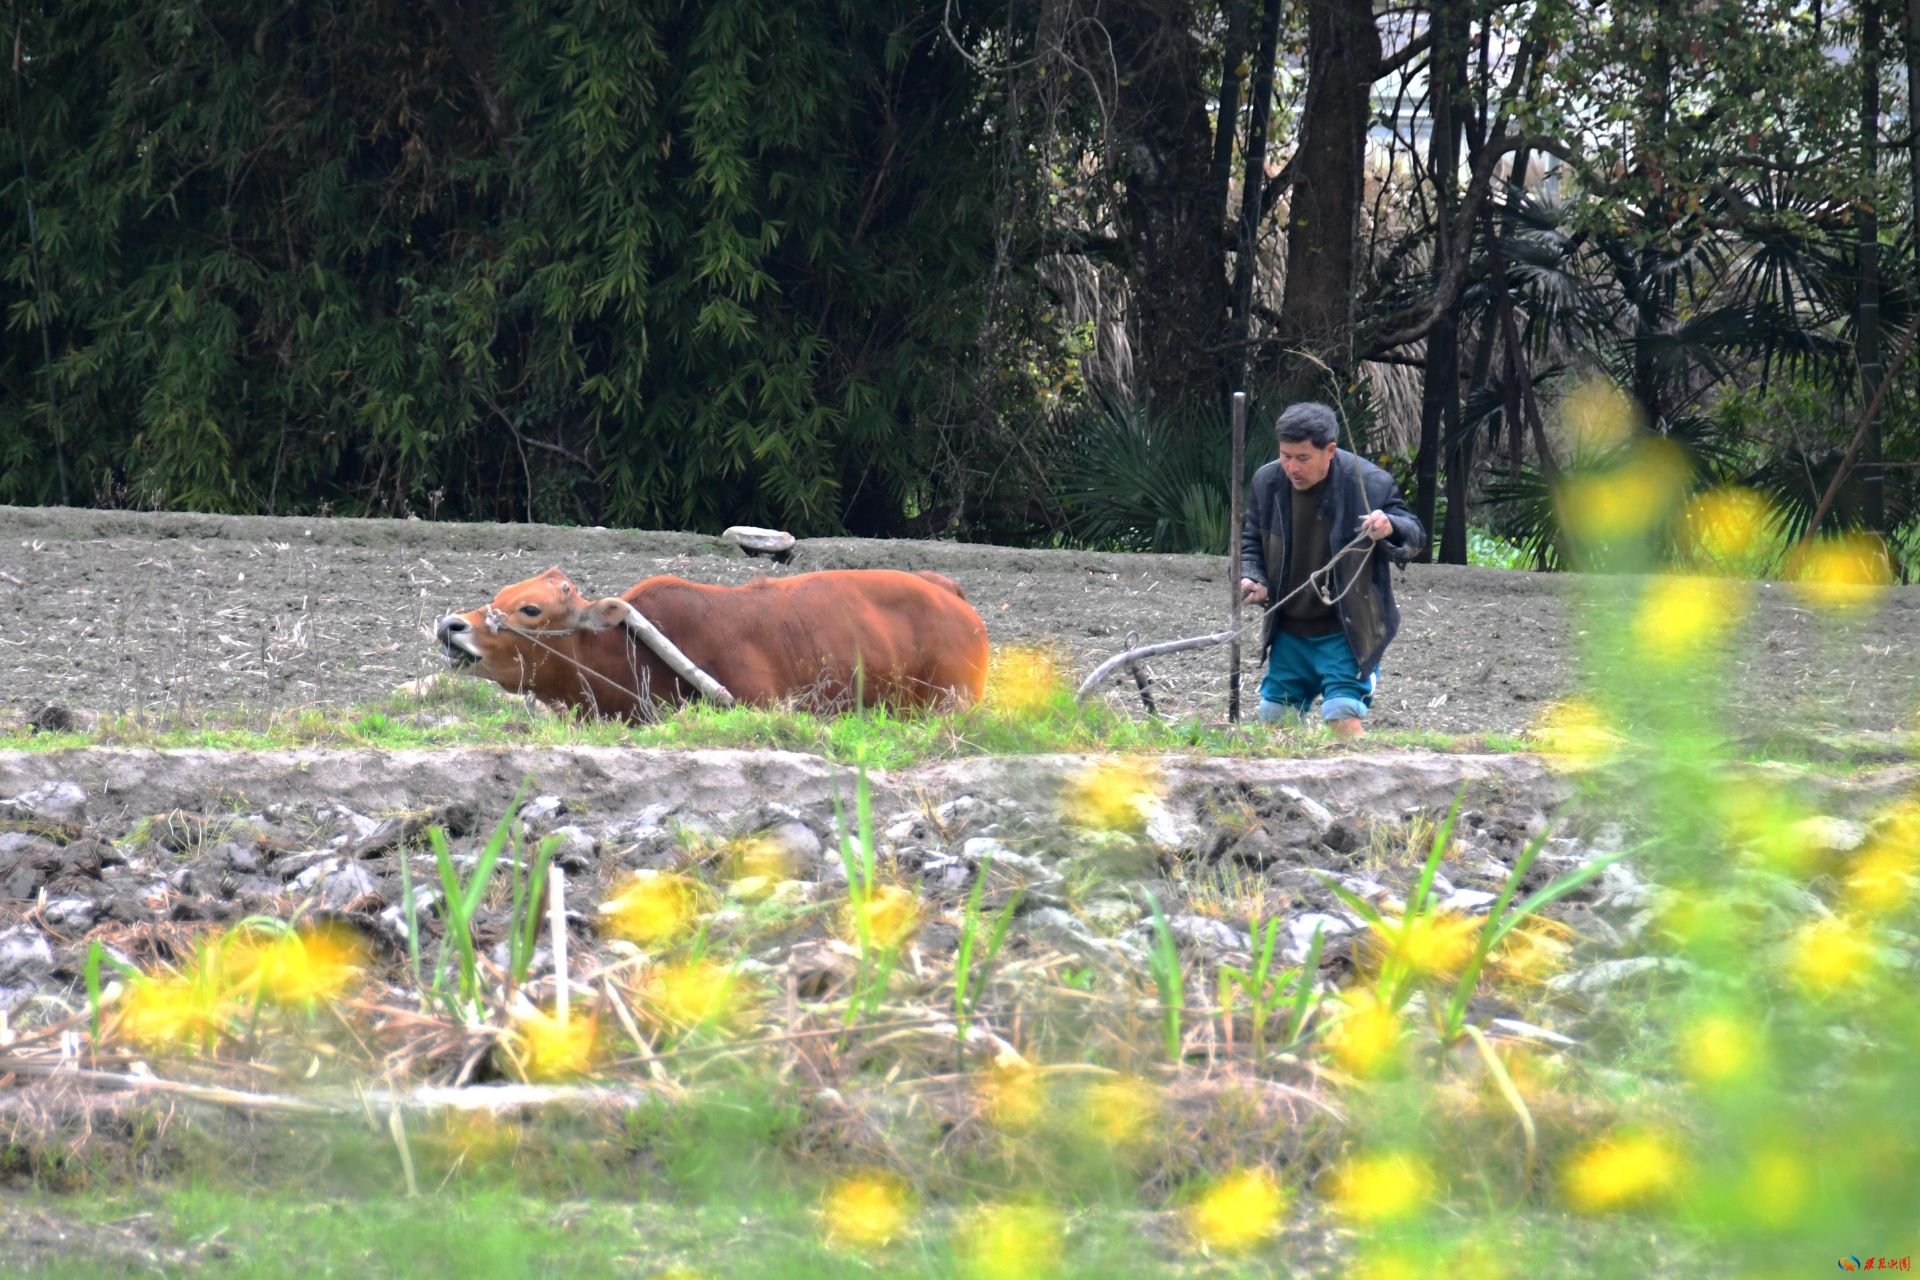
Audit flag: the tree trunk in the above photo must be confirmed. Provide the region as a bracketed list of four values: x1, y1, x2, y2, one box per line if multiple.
[1229, 0, 1286, 394]
[1108, 0, 1232, 416]
[1267, 0, 1381, 403]
[1631, 6, 1674, 426]
[1859, 0, 1885, 531]
[1420, 0, 1468, 562]
[1908, 0, 1920, 228]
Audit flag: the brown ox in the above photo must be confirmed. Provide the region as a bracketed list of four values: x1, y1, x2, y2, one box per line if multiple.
[434, 567, 989, 719]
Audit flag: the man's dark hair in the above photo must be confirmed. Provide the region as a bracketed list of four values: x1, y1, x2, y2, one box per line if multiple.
[1274, 402, 1339, 448]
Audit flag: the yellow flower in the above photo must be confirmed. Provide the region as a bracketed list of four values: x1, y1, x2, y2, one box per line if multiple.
[1329, 1151, 1435, 1222]
[1561, 1133, 1680, 1212]
[1846, 801, 1920, 914]
[431, 1109, 519, 1164]
[1561, 377, 1640, 452]
[1629, 574, 1746, 663]
[1787, 917, 1876, 992]
[642, 958, 751, 1031]
[1531, 698, 1624, 763]
[1078, 1075, 1158, 1148]
[601, 873, 700, 947]
[725, 836, 794, 884]
[1789, 534, 1892, 610]
[222, 926, 363, 1006]
[843, 883, 919, 950]
[1718, 784, 1820, 875]
[986, 647, 1067, 716]
[1325, 990, 1401, 1076]
[509, 1006, 598, 1081]
[1654, 890, 1741, 951]
[959, 1203, 1064, 1280]
[1491, 922, 1571, 984]
[117, 974, 227, 1050]
[980, 1056, 1045, 1130]
[1347, 1248, 1427, 1280]
[1681, 487, 1772, 565]
[1738, 1149, 1810, 1224]
[822, 1172, 910, 1250]
[1062, 757, 1161, 833]
[1678, 1011, 1759, 1085]
[1371, 912, 1477, 979]
[1554, 441, 1689, 547]
[1188, 1167, 1287, 1252]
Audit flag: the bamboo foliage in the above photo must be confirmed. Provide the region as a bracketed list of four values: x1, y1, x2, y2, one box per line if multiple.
[0, 0, 1001, 531]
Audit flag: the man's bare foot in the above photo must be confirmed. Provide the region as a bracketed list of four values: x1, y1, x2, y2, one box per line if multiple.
[1327, 716, 1365, 740]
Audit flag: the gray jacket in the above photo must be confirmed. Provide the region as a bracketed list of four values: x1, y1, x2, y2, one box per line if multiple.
[1239, 449, 1426, 673]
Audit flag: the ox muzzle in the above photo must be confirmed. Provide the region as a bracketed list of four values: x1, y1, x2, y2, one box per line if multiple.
[435, 614, 483, 666]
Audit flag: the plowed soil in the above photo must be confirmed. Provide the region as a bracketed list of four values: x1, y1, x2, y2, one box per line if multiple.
[2, 505, 1915, 737]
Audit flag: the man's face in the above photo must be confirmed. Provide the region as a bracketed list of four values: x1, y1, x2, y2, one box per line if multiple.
[1277, 438, 1337, 489]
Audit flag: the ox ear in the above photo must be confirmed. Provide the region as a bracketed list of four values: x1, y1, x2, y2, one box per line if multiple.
[580, 597, 630, 631]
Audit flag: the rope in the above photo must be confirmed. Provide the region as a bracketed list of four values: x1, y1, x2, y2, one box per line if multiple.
[1074, 532, 1378, 701]
[469, 605, 737, 713]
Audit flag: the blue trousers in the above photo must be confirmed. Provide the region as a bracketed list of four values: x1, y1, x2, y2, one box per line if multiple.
[1258, 629, 1377, 724]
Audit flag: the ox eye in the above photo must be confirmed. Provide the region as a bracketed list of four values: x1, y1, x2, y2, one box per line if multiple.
[518, 605, 541, 618]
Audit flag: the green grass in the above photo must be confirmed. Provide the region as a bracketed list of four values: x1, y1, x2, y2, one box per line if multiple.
[0, 675, 1534, 765]
[7, 1174, 1732, 1279]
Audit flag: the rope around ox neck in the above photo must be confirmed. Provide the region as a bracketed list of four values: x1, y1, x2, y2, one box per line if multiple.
[474, 603, 736, 711]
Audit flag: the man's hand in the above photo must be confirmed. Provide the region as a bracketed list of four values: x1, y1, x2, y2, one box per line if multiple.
[1240, 577, 1268, 603]
[1361, 509, 1393, 541]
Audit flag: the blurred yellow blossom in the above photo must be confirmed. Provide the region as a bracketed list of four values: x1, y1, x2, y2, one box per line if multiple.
[1561, 1133, 1680, 1212]
[1492, 921, 1572, 984]
[1846, 846, 1915, 914]
[1325, 990, 1401, 1076]
[1562, 377, 1641, 452]
[118, 973, 227, 1050]
[600, 872, 701, 947]
[1654, 889, 1743, 952]
[1062, 757, 1161, 833]
[1739, 1149, 1810, 1224]
[1554, 441, 1689, 547]
[1846, 800, 1920, 914]
[431, 1109, 519, 1164]
[509, 1006, 598, 1081]
[1630, 575, 1747, 663]
[959, 1204, 1064, 1280]
[1078, 1075, 1158, 1147]
[843, 883, 919, 950]
[1787, 917, 1876, 991]
[1718, 784, 1818, 875]
[1789, 534, 1892, 610]
[1531, 698, 1624, 763]
[1188, 1167, 1287, 1252]
[1681, 487, 1773, 565]
[1371, 912, 1477, 978]
[642, 958, 752, 1031]
[980, 1056, 1044, 1130]
[822, 1172, 910, 1250]
[1678, 1011, 1759, 1085]
[1329, 1151, 1435, 1222]
[222, 926, 363, 1006]
[725, 836, 793, 884]
[986, 647, 1066, 716]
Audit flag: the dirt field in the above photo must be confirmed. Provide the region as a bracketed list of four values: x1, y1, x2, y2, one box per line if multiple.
[1, 504, 1915, 736]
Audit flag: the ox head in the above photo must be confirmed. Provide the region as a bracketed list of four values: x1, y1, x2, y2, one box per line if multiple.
[435, 567, 636, 697]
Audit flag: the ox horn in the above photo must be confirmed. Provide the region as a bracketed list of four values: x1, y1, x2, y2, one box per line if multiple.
[598, 598, 737, 708]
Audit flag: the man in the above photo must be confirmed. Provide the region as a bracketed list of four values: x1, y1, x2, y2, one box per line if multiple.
[1238, 402, 1426, 739]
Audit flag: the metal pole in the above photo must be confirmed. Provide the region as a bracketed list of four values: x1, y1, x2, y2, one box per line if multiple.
[1228, 390, 1247, 723]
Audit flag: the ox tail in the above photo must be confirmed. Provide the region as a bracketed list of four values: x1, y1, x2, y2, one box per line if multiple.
[913, 570, 968, 601]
